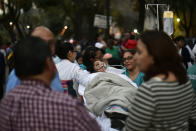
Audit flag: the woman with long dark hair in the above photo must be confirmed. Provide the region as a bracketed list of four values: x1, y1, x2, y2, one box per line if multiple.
[124, 31, 196, 130]
[82, 46, 97, 73]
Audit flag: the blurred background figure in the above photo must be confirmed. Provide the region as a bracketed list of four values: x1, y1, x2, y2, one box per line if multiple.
[187, 54, 196, 96]
[95, 35, 107, 49]
[175, 36, 194, 69]
[76, 53, 86, 70]
[192, 41, 196, 62]
[0, 49, 5, 100]
[124, 33, 137, 50]
[6, 42, 15, 73]
[120, 32, 130, 51]
[105, 39, 120, 60]
[95, 47, 104, 61]
[83, 46, 97, 73]
[120, 32, 137, 51]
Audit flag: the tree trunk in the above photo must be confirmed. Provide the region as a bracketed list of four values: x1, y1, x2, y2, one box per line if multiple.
[185, 27, 190, 37]
[72, 15, 82, 40]
[3, 23, 15, 42]
[88, 13, 96, 43]
[14, 21, 24, 39]
[159, 9, 163, 31]
[138, 0, 145, 32]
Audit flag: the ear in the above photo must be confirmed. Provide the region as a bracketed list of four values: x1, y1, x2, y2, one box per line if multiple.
[67, 50, 72, 58]
[45, 57, 55, 71]
[45, 57, 55, 81]
[149, 55, 154, 65]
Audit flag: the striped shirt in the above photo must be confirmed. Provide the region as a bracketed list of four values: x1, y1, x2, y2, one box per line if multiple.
[124, 78, 196, 131]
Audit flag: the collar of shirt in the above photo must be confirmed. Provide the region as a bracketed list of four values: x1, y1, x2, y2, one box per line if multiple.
[20, 79, 50, 90]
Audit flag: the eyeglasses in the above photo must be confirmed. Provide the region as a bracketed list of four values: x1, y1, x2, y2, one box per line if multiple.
[123, 56, 133, 61]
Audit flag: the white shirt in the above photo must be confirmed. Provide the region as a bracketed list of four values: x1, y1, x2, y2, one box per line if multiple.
[95, 42, 104, 49]
[56, 59, 90, 87]
[193, 44, 196, 56]
[106, 67, 124, 74]
[186, 45, 195, 61]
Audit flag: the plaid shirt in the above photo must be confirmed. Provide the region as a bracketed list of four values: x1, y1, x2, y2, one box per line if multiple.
[0, 79, 101, 131]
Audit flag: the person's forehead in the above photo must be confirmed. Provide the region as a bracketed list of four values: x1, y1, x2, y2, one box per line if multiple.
[125, 33, 130, 36]
[96, 50, 102, 54]
[137, 40, 146, 49]
[94, 62, 102, 67]
[124, 52, 132, 57]
[42, 35, 54, 43]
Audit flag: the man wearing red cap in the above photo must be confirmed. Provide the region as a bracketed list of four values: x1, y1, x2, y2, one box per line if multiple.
[124, 32, 137, 49]
[124, 39, 137, 49]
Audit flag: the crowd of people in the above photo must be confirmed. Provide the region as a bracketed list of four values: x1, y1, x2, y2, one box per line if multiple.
[0, 26, 196, 131]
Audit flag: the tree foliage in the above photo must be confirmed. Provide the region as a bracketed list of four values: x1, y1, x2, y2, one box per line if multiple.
[0, 0, 108, 42]
[0, 0, 33, 41]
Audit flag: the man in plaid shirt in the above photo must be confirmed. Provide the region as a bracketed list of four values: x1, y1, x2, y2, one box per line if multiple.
[0, 37, 101, 131]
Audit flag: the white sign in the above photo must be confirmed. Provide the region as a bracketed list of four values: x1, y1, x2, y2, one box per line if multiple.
[163, 11, 174, 36]
[94, 14, 112, 29]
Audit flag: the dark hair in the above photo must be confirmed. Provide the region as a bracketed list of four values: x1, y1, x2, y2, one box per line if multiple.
[174, 36, 185, 43]
[94, 47, 104, 61]
[6, 42, 12, 47]
[130, 34, 135, 40]
[76, 52, 83, 61]
[107, 39, 115, 49]
[123, 49, 136, 56]
[83, 46, 96, 73]
[95, 47, 105, 54]
[14, 37, 51, 78]
[55, 40, 74, 59]
[139, 31, 187, 84]
[108, 58, 122, 68]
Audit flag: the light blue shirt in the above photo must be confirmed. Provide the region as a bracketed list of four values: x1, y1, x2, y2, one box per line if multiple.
[187, 64, 196, 95]
[6, 69, 63, 93]
[74, 60, 86, 70]
[53, 56, 61, 64]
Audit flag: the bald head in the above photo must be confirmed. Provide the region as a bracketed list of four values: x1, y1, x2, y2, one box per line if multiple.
[31, 26, 55, 55]
[31, 26, 54, 42]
